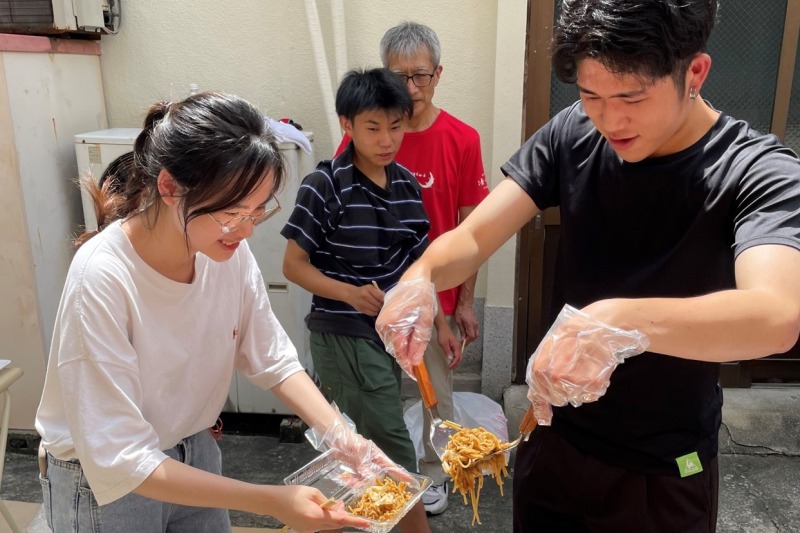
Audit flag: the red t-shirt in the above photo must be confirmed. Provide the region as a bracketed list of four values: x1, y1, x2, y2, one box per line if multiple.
[335, 110, 489, 314]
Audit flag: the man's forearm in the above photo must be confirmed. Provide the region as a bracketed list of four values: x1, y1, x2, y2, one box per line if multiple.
[457, 272, 478, 308]
[284, 256, 354, 304]
[402, 179, 539, 292]
[590, 289, 799, 362]
[433, 297, 449, 330]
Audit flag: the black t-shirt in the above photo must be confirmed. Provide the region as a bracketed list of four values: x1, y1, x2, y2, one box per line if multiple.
[281, 144, 430, 344]
[502, 101, 800, 475]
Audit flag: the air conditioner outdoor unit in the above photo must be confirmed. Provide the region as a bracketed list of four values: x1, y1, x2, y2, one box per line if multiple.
[0, 0, 120, 34]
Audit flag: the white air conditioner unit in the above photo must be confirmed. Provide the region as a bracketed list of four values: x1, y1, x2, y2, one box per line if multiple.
[52, 0, 120, 33]
[0, 0, 120, 34]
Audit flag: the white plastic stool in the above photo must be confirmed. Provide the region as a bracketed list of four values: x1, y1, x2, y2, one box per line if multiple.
[0, 367, 24, 533]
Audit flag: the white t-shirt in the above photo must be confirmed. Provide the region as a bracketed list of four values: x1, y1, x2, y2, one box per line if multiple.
[35, 221, 303, 505]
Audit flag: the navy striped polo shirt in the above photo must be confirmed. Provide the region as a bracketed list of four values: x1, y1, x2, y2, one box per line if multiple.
[281, 144, 430, 343]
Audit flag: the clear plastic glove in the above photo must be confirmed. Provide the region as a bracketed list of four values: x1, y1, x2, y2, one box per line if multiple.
[527, 304, 650, 425]
[375, 278, 438, 379]
[305, 404, 413, 485]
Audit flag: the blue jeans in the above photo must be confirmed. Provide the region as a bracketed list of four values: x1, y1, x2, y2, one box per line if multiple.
[39, 429, 231, 533]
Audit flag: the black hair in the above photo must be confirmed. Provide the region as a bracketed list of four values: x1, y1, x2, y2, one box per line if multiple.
[76, 92, 285, 247]
[552, 0, 718, 88]
[335, 68, 414, 122]
[98, 151, 134, 196]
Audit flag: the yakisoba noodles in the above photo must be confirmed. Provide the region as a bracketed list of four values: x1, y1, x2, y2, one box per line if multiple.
[348, 476, 412, 522]
[441, 422, 509, 525]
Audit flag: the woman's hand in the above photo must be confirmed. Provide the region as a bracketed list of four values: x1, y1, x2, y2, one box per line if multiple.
[306, 404, 414, 486]
[323, 412, 413, 484]
[271, 485, 369, 532]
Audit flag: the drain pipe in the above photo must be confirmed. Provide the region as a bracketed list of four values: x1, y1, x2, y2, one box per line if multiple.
[304, 0, 341, 150]
[331, 0, 348, 84]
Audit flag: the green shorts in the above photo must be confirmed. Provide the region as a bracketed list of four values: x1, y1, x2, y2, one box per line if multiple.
[309, 331, 417, 473]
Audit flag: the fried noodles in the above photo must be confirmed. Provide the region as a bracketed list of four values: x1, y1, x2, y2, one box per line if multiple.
[348, 476, 412, 522]
[441, 422, 509, 525]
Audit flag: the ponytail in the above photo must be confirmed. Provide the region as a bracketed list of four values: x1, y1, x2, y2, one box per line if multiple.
[73, 102, 172, 248]
[73, 152, 133, 247]
[75, 92, 285, 247]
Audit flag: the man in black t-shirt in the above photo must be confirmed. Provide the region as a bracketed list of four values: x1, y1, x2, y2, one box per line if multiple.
[375, 1, 800, 532]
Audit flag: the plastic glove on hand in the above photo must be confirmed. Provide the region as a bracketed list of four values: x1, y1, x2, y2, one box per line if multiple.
[306, 405, 414, 485]
[375, 278, 437, 378]
[526, 304, 650, 425]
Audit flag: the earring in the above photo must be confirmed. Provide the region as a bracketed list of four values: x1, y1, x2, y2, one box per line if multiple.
[689, 87, 698, 100]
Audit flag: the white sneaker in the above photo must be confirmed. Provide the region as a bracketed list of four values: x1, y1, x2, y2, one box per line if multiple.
[422, 481, 449, 515]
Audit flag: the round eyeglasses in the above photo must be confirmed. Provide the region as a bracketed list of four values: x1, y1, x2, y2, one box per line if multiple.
[207, 196, 281, 234]
[395, 72, 436, 88]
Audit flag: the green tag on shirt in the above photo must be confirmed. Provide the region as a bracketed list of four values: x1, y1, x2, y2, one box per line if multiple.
[676, 452, 703, 477]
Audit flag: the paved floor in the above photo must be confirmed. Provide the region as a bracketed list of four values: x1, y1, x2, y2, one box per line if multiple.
[0, 501, 280, 533]
[1, 387, 798, 532]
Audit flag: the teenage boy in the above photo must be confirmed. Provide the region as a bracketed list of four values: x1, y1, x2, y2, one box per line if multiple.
[335, 22, 490, 514]
[376, 1, 800, 532]
[281, 67, 432, 533]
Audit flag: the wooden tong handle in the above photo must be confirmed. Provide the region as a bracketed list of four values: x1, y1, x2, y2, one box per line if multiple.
[413, 363, 438, 410]
[519, 405, 538, 434]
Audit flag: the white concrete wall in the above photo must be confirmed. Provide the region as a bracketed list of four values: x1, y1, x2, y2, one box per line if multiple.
[0, 47, 108, 429]
[482, 0, 527, 400]
[98, 0, 526, 306]
[100, 1, 498, 166]
[0, 1, 527, 428]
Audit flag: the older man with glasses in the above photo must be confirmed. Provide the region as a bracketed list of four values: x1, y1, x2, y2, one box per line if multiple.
[337, 21, 489, 515]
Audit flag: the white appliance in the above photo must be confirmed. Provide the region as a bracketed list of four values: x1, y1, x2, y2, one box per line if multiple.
[73, 129, 315, 415]
[52, 0, 121, 34]
[1, 1, 120, 34]
[74, 128, 140, 232]
[230, 134, 316, 414]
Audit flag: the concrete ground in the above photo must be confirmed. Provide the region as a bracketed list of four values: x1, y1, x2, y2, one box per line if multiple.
[502, 386, 800, 533]
[1, 387, 798, 532]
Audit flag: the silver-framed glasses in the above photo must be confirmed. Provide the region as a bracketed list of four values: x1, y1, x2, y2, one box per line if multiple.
[207, 195, 281, 234]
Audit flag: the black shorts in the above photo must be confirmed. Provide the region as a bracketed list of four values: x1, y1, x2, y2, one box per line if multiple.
[512, 426, 718, 533]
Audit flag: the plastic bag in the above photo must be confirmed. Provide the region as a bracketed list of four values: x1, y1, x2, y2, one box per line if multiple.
[526, 304, 650, 425]
[26, 504, 52, 533]
[403, 392, 509, 465]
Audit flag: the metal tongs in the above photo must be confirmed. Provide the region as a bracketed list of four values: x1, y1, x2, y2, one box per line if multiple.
[476, 405, 538, 465]
[412, 361, 459, 460]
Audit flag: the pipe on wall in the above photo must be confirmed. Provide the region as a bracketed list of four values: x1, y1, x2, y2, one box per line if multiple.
[304, 0, 341, 149]
[331, 0, 348, 86]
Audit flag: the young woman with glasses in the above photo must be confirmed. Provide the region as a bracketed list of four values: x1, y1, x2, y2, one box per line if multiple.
[35, 92, 396, 533]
